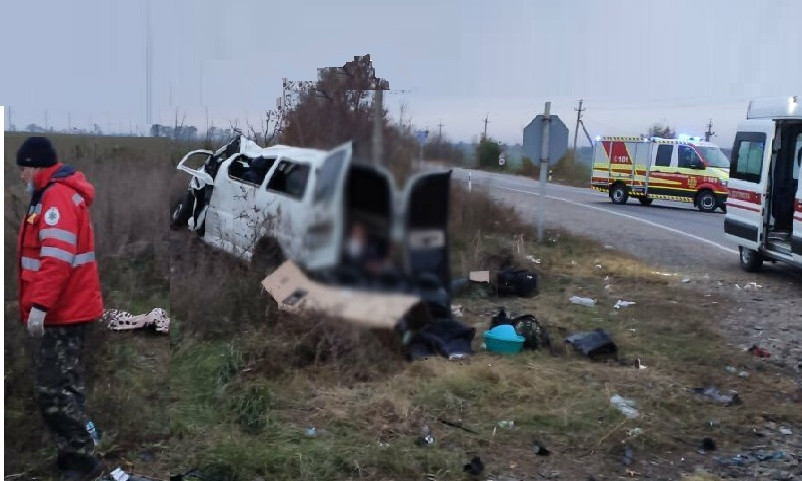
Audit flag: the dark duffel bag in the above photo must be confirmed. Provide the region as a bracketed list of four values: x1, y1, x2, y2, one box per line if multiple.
[497, 269, 538, 297]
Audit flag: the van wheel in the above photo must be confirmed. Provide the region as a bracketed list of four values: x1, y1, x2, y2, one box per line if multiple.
[696, 190, 716, 213]
[170, 192, 194, 231]
[739, 246, 763, 272]
[638, 197, 653, 206]
[610, 184, 629, 205]
[251, 237, 285, 277]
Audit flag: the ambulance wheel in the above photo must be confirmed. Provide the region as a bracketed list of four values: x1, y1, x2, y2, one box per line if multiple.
[610, 184, 629, 205]
[251, 237, 285, 277]
[638, 197, 653, 206]
[739, 247, 763, 272]
[696, 190, 716, 213]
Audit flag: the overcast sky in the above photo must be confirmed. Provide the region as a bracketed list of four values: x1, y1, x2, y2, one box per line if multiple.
[2, 0, 800, 148]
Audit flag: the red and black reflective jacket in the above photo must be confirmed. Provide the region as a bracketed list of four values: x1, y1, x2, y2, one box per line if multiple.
[17, 163, 104, 325]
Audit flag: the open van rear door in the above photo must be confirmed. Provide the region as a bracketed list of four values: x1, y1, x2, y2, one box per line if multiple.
[401, 170, 453, 299]
[304, 142, 353, 270]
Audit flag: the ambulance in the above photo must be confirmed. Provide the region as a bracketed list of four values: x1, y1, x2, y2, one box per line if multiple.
[590, 136, 730, 212]
[724, 96, 801, 271]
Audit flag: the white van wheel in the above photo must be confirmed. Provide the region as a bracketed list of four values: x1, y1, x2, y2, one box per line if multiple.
[739, 247, 763, 272]
[696, 190, 716, 213]
[610, 184, 629, 205]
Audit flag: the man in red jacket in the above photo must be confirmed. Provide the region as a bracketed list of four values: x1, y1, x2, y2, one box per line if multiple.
[16, 137, 106, 481]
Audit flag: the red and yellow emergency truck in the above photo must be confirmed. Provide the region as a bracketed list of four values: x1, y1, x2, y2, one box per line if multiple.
[590, 136, 730, 212]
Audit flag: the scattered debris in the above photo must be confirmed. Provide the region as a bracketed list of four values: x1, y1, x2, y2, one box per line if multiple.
[700, 437, 717, 452]
[725, 366, 737, 374]
[682, 277, 691, 283]
[569, 295, 596, 307]
[755, 450, 785, 461]
[748, 344, 771, 358]
[496, 420, 515, 429]
[525, 255, 541, 264]
[779, 427, 792, 435]
[497, 269, 538, 297]
[406, 318, 476, 360]
[438, 417, 479, 435]
[103, 308, 170, 333]
[621, 445, 634, 466]
[626, 427, 644, 439]
[691, 385, 742, 406]
[469, 271, 491, 283]
[613, 300, 636, 309]
[566, 329, 618, 360]
[415, 425, 435, 446]
[305, 426, 317, 437]
[463, 456, 484, 476]
[714, 454, 748, 466]
[610, 394, 639, 419]
[484, 325, 524, 354]
[451, 304, 464, 317]
[533, 442, 551, 456]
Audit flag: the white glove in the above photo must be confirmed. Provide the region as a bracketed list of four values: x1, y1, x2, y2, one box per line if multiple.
[27, 307, 46, 337]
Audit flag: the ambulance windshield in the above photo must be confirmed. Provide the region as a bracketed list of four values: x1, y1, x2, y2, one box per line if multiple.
[697, 147, 730, 168]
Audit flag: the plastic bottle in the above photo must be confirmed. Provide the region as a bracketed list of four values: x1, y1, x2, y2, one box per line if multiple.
[570, 296, 596, 307]
[86, 421, 101, 445]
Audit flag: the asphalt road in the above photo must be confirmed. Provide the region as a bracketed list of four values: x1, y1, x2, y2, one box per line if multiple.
[451, 167, 740, 256]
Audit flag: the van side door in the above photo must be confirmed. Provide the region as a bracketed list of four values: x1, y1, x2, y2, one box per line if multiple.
[724, 123, 773, 249]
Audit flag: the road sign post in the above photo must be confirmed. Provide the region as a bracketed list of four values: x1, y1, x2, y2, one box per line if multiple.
[522, 103, 568, 243]
[538, 102, 551, 242]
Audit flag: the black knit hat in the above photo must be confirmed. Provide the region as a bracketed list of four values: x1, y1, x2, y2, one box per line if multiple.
[17, 137, 57, 168]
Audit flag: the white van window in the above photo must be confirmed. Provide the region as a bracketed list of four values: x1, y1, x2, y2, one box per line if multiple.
[228, 155, 275, 186]
[793, 134, 802, 181]
[314, 150, 346, 203]
[655, 144, 672, 167]
[266, 161, 310, 200]
[731, 132, 766, 184]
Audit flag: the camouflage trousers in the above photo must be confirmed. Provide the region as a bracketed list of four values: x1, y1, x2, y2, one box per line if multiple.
[33, 324, 95, 462]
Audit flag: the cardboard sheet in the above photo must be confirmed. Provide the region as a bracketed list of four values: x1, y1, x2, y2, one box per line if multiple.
[262, 261, 424, 329]
[469, 270, 490, 283]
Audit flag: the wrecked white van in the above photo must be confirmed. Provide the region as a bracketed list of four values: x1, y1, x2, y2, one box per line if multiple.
[172, 135, 454, 313]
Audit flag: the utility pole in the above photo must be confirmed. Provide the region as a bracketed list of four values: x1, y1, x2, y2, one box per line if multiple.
[704, 119, 715, 142]
[45, 110, 48, 131]
[68, 112, 71, 132]
[8, 106, 12, 130]
[372, 87, 383, 166]
[483, 114, 489, 141]
[573, 99, 585, 154]
[437, 122, 444, 140]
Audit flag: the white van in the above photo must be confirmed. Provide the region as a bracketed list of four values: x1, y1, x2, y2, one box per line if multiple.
[172, 136, 453, 295]
[724, 96, 802, 271]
